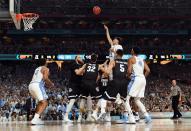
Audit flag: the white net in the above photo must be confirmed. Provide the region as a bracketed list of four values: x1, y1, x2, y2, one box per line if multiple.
[22, 13, 39, 31]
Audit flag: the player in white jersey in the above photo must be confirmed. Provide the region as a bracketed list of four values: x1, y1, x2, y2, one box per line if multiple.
[28, 60, 54, 125]
[104, 24, 123, 60]
[124, 47, 151, 124]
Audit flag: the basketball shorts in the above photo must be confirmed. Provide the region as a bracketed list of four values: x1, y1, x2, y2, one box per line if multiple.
[103, 79, 128, 101]
[68, 82, 82, 100]
[97, 79, 109, 98]
[128, 76, 146, 98]
[81, 80, 102, 100]
[29, 82, 48, 101]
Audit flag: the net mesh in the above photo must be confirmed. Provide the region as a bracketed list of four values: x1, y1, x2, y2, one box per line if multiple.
[22, 13, 39, 31]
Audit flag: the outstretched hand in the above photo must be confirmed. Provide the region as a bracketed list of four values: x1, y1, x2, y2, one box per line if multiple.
[104, 24, 108, 30]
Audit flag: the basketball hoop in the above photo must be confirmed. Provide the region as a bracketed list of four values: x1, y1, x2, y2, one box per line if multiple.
[21, 13, 39, 31]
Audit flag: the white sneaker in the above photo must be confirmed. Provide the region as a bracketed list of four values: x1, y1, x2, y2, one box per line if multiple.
[104, 114, 111, 122]
[134, 114, 140, 122]
[91, 113, 98, 121]
[31, 117, 44, 125]
[97, 112, 106, 121]
[125, 115, 136, 124]
[63, 117, 73, 123]
[77, 115, 82, 123]
[86, 116, 95, 122]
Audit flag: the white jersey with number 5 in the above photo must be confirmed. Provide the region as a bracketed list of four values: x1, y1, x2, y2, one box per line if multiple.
[128, 56, 146, 98]
[29, 66, 48, 101]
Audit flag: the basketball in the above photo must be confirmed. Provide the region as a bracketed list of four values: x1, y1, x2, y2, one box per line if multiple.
[93, 6, 101, 15]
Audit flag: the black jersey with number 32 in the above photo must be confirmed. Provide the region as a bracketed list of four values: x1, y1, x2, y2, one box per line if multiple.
[84, 63, 98, 80]
[113, 59, 127, 80]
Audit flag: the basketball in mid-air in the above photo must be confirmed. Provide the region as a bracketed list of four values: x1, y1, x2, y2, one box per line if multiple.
[93, 6, 101, 15]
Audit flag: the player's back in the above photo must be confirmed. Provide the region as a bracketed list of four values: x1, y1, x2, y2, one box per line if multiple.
[30, 66, 44, 84]
[113, 59, 127, 80]
[132, 56, 144, 77]
[83, 63, 98, 81]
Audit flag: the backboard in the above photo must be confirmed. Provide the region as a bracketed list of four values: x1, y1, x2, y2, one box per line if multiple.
[9, 0, 21, 30]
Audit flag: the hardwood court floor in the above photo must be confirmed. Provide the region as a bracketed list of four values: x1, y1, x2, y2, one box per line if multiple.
[0, 119, 191, 131]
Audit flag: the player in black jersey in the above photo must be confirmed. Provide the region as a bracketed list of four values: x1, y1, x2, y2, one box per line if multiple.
[104, 49, 128, 102]
[63, 55, 85, 122]
[91, 49, 128, 122]
[76, 53, 105, 122]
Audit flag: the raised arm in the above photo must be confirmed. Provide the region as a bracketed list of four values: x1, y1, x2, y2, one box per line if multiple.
[104, 24, 113, 46]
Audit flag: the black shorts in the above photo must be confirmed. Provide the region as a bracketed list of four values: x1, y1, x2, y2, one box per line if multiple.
[97, 80, 108, 97]
[103, 79, 128, 101]
[68, 82, 81, 99]
[80, 80, 102, 100]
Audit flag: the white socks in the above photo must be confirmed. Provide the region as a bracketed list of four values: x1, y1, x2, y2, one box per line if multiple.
[100, 99, 107, 113]
[34, 113, 40, 119]
[87, 96, 92, 112]
[66, 99, 75, 113]
[134, 98, 148, 117]
[124, 96, 133, 115]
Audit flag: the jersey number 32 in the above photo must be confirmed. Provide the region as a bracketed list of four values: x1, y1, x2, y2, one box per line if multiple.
[87, 65, 96, 72]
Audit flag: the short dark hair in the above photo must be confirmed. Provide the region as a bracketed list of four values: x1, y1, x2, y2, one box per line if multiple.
[132, 47, 141, 54]
[116, 49, 124, 57]
[91, 53, 98, 63]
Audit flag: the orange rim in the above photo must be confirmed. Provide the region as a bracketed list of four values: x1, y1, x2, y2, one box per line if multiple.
[22, 13, 39, 18]
[16, 13, 22, 21]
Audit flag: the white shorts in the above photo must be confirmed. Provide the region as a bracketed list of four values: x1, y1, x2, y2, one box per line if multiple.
[127, 76, 146, 98]
[29, 82, 48, 101]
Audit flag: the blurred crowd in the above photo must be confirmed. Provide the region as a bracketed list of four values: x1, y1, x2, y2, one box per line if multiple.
[0, 37, 191, 54]
[20, 0, 191, 16]
[0, 0, 8, 10]
[1, 19, 191, 30]
[0, 60, 190, 122]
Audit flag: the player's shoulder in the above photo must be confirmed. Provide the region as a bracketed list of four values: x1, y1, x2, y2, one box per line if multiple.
[115, 44, 123, 48]
[41, 66, 49, 71]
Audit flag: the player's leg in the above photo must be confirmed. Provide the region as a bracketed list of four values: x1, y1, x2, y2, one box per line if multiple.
[115, 81, 129, 124]
[77, 98, 86, 122]
[96, 80, 109, 121]
[91, 84, 105, 121]
[132, 100, 140, 122]
[64, 83, 79, 122]
[134, 97, 151, 123]
[77, 80, 89, 122]
[29, 83, 48, 125]
[124, 95, 136, 124]
[35, 100, 48, 115]
[64, 99, 75, 122]
[92, 98, 107, 121]
[86, 95, 94, 122]
[101, 81, 118, 122]
[133, 78, 151, 123]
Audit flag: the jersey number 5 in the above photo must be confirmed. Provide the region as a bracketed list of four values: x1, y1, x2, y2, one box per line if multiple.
[120, 64, 125, 72]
